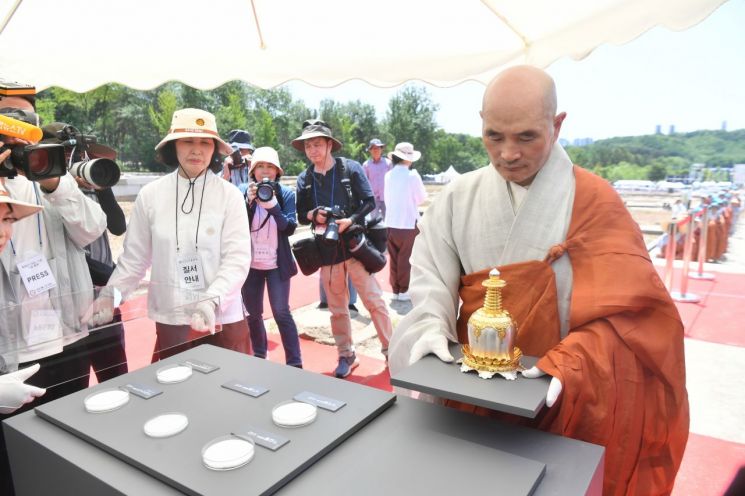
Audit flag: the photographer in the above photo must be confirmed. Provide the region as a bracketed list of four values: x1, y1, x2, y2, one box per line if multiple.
[242, 147, 302, 368]
[1, 81, 106, 495]
[293, 119, 392, 378]
[222, 129, 254, 188]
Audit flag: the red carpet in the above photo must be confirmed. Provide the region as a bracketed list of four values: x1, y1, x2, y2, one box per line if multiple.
[672, 433, 745, 495]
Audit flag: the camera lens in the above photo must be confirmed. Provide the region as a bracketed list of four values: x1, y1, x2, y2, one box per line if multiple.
[256, 180, 274, 202]
[73, 158, 121, 188]
[26, 148, 53, 175]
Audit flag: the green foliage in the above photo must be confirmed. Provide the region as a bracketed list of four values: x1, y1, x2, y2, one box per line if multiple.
[33, 82, 743, 179]
[383, 85, 439, 173]
[568, 129, 745, 180]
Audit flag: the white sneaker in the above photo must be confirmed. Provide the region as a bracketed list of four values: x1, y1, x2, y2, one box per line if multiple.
[398, 292, 411, 301]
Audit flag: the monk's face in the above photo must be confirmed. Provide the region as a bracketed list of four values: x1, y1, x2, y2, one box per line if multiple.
[480, 68, 565, 186]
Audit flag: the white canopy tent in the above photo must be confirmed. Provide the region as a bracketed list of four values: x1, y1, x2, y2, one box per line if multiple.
[0, 0, 729, 92]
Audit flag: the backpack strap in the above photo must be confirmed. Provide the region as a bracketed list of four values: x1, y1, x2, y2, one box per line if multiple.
[338, 157, 357, 211]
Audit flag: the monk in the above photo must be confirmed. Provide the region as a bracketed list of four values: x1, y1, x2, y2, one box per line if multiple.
[388, 65, 689, 496]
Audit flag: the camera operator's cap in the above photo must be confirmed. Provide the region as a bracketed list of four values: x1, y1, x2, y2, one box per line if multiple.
[291, 119, 342, 152]
[155, 108, 232, 155]
[0, 181, 42, 220]
[249, 146, 283, 176]
[227, 129, 255, 152]
[366, 138, 385, 152]
[389, 142, 421, 162]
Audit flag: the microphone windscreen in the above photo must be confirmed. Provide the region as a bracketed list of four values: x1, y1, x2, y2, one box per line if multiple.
[0, 114, 43, 142]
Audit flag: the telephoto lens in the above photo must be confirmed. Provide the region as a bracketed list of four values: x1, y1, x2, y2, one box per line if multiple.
[71, 158, 121, 189]
[256, 178, 275, 202]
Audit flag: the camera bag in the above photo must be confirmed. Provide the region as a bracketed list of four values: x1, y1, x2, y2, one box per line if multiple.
[291, 236, 323, 275]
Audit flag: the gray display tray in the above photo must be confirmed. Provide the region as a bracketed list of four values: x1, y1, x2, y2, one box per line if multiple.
[390, 343, 550, 417]
[34, 344, 396, 496]
[5, 395, 604, 496]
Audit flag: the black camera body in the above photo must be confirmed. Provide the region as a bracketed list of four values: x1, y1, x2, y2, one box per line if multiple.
[229, 148, 247, 170]
[256, 178, 278, 202]
[315, 205, 344, 244]
[47, 123, 121, 189]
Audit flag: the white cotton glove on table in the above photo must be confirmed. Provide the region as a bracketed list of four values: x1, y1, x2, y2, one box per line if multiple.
[190, 301, 216, 334]
[0, 363, 46, 414]
[520, 366, 563, 407]
[409, 330, 455, 365]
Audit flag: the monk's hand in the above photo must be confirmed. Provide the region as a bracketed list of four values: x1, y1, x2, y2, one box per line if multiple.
[409, 330, 454, 365]
[521, 366, 563, 407]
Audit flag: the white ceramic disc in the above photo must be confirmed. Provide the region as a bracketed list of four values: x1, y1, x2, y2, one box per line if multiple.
[84, 389, 130, 413]
[156, 364, 192, 384]
[143, 413, 189, 438]
[202, 438, 255, 471]
[272, 401, 317, 427]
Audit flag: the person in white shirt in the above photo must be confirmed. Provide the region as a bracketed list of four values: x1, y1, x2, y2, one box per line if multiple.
[384, 142, 427, 301]
[85, 108, 252, 360]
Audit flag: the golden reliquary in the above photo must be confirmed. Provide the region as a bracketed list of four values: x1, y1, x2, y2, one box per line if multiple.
[459, 268, 523, 380]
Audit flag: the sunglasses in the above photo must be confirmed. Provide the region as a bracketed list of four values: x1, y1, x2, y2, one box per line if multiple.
[302, 119, 331, 130]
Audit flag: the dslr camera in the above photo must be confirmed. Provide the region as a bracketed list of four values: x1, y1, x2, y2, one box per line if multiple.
[256, 177, 278, 202]
[315, 205, 345, 244]
[228, 148, 248, 170]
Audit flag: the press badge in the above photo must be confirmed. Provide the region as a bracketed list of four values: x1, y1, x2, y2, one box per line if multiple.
[27, 309, 62, 346]
[176, 252, 206, 290]
[17, 254, 57, 297]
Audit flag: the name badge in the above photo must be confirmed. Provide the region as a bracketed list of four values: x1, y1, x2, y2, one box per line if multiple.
[176, 253, 206, 290]
[27, 308, 61, 346]
[17, 254, 57, 297]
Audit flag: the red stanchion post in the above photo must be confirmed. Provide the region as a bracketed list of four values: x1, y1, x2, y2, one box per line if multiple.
[690, 206, 715, 280]
[663, 220, 677, 291]
[670, 213, 700, 303]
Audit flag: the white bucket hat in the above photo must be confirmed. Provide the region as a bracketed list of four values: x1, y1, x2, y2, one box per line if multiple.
[0, 180, 42, 220]
[389, 142, 421, 162]
[248, 146, 283, 176]
[154, 108, 232, 155]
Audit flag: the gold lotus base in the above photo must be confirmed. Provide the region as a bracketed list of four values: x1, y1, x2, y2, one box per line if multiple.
[460, 345, 523, 373]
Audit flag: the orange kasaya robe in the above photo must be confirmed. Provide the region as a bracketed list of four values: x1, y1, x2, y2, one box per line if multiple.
[715, 208, 730, 259]
[453, 166, 689, 496]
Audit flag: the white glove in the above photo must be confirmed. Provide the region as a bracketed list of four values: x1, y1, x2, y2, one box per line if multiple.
[190, 301, 216, 334]
[0, 363, 46, 414]
[81, 295, 115, 327]
[520, 365, 563, 407]
[409, 330, 455, 366]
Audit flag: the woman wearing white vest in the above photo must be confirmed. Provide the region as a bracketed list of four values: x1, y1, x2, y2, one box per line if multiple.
[84, 108, 251, 360]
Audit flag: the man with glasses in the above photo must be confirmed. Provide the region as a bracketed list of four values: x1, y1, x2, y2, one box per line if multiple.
[293, 120, 392, 378]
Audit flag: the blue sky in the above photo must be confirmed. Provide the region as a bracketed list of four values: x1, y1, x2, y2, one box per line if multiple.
[284, 0, 744, 142]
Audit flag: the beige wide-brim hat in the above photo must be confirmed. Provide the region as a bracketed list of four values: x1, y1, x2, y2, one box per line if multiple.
[0, 181, 42, 220]
[389, 142, 421, 162]
[154, 108, 232, 155]
[291, 120, 342, 153]
[248, 146, 284, 176]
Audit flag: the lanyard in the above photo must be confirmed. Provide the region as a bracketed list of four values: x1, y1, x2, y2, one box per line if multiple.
[312, 162, 335, 210]
[175, 167, 208, 253]
[9, 182, 43, 256]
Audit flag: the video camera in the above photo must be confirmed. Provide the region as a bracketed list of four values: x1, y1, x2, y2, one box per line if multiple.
[0, 111, 121, 188]
[0, 108, 67, 181]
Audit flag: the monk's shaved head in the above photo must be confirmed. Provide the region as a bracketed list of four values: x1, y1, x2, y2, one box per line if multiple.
[479, 65, 566, 186]
[482, 65, 557, 120]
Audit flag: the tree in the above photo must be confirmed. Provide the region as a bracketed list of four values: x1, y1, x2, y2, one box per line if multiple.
[383, 85, 439, 174]
[647, 164, 667, 181]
